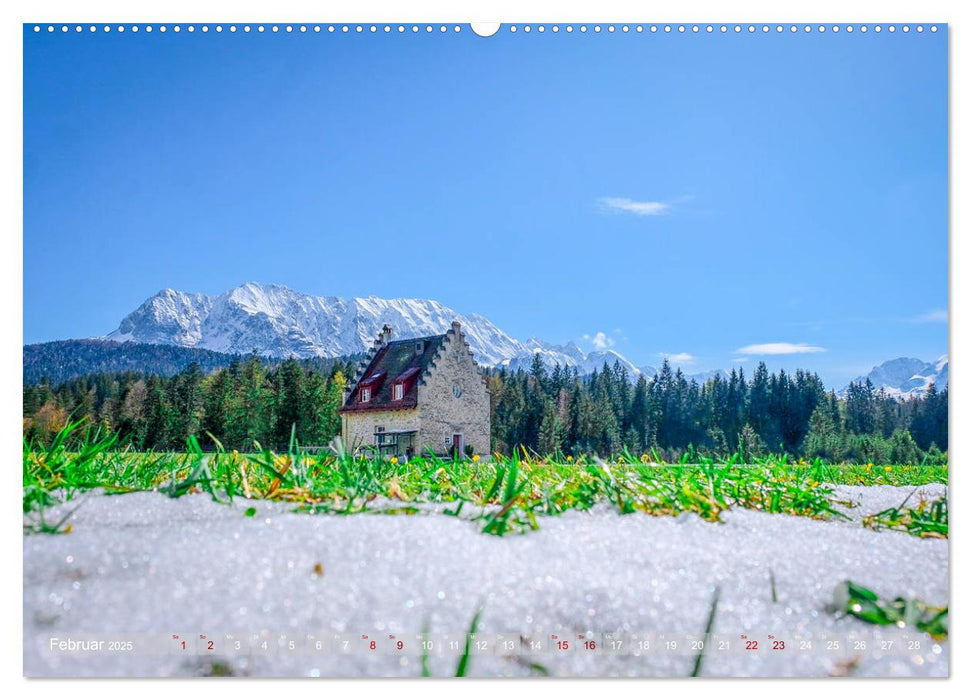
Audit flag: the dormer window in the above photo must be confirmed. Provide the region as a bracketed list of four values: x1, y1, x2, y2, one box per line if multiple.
[356, 370, 385, 405]
[391, 366, 421, 400]
[415, 341, 425, 355]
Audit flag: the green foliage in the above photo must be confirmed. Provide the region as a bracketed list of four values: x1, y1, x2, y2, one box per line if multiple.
[862, 487, 948, 538]
[834, 580, 948, 640]
[488, 357, 946, 463]
[25, 423, 947, 544]
[23, 339, 252, 385]
[481, 451, 538, 536]
[23, 352, 947, 465]
[455, 608, 483, 677]
[23, 418, 118, 514]
[25, 355, 356, 452]
[159, 436, 223, 502]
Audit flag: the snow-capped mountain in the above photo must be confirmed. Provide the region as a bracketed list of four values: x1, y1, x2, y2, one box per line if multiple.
[850, 355, 949, 398]
[498, 341, 647, 378]
[108, 283, 525, 366]
[105, 283, 649, 374]
[684, 369, 731, 384]
[497, 338, 587, 372]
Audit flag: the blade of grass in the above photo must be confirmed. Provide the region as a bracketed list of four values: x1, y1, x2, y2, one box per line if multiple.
[455, 607, 483, 677]
[690, 587, 720, 677]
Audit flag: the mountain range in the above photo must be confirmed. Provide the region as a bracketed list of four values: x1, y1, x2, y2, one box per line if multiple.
[22, 282, 946, 396]
[105, 282, 663, 377]
[850, 355, 949, 398]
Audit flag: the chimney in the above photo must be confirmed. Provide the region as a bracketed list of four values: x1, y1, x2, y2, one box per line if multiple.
[379, 324, 393, 343]
[451, 320, 461, 334]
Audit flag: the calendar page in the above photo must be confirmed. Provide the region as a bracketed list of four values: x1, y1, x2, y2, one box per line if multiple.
[21, 13, 949, 680]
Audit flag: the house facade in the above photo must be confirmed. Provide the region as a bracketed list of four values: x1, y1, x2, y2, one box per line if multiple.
[339, 321, 490, 459]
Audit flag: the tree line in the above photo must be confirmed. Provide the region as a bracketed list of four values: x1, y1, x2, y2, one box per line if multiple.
[488, 356, 947, 464]
[23, 354, 948, 463]
[23, 356, 351, 451]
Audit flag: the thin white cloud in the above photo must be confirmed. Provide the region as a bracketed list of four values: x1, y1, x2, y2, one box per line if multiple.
[910, 309, 948, 323]
[598, 197, 670, 216]
[731, 357, 748, 363]
[735, 342, 827, 355]
[659, 352, 694, 364]
[582, 331, 615, 350]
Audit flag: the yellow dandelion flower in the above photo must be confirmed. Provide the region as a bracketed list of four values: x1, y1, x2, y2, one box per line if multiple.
[472, 454, 481, 462]
[640, 454, 650, 464]
[390, 456, 399, 465]
[567, 455, 574, 462]
[884, 465, 892, 472]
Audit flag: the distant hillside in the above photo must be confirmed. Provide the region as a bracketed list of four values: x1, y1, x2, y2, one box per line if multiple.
[24, 339, 361, 386]
[23, 339, 252, 385]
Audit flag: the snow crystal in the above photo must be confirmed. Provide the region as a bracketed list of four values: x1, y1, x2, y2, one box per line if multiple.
[24, 486, 948, 677]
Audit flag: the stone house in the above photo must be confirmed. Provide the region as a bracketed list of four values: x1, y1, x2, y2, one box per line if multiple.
[339, 321, 490, 460]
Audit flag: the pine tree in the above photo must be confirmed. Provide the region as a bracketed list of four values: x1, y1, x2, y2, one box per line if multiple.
[802, 404, 840, 461]
[538, 398, 563, 454]
[274, 358, 305, 447]
[747, 362, 771, 442]
[628, 375, 650, 452]
[143, 377, 173, 449]
[321, 370, 346, 444]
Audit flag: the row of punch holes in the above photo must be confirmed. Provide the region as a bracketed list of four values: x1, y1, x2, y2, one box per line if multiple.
[33, 24, 939, 36]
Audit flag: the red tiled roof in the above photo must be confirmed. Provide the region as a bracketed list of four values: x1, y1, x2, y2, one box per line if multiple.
[360, 371, 386, 387]
[341, 334, 447, 413]
[394, 367, 421, 383]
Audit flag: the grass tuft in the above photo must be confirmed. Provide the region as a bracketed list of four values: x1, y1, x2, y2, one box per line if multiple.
[862, 488, 948, 539]
[833, 580, 948, 640]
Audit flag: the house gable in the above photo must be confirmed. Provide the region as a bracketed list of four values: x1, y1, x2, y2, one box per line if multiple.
[341, 329, 446, 413]
[415, 321, 491, 455]
[340, 321, 491, 457]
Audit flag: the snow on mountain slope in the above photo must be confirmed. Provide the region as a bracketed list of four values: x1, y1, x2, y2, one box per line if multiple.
[850, 355, 949, 398]
[105, 283, 634, 372]
[582, 350, 645, 378]
[108, 289, 213, 347]
[105, 284, 943, 394]
[685, 369, 731, 384]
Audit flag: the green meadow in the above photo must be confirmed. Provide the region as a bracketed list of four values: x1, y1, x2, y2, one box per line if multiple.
[24, 422, 947, 539]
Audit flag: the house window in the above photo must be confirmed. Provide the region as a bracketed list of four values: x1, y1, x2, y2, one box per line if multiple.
[393, 383, 404, 401]
[360, 386, 371, 403]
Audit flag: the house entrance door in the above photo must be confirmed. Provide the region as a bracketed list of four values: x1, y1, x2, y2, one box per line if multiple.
[452, 434, 463, 458]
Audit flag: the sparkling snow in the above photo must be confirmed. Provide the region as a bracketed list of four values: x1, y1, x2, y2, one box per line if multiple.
[23, 485, 948, 677]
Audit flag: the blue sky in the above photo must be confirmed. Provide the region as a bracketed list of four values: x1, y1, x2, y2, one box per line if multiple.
[23, 25, 948, 386]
